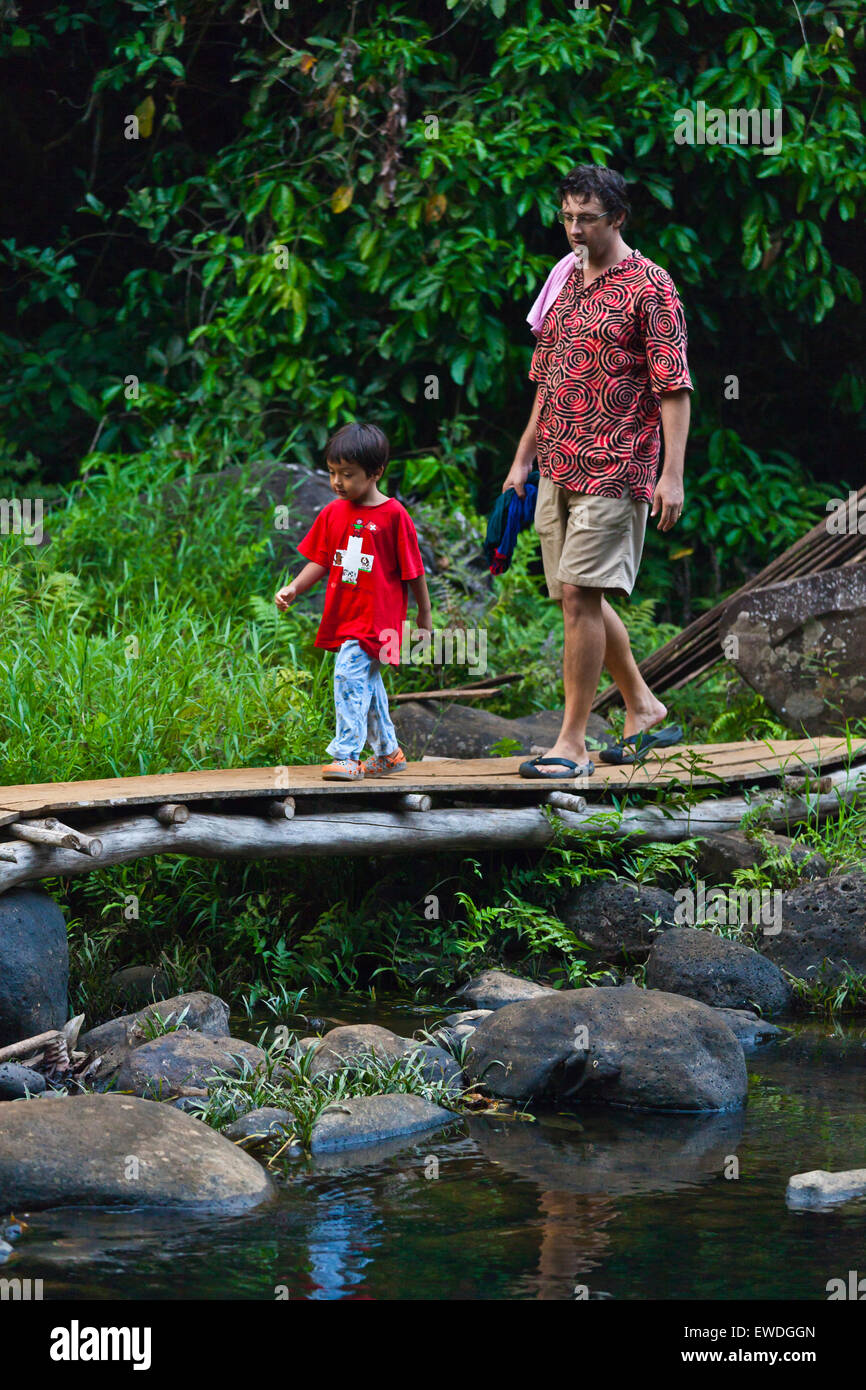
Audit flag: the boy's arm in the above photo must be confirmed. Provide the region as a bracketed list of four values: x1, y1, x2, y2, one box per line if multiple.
[408, 574, 432, 632]
[275, 561, 328, 610]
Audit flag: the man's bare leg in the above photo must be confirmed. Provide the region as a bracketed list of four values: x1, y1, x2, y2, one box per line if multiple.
[599, 597, 668, 739]
[533, 591, 668, 774]
[531, 584, 605, 773]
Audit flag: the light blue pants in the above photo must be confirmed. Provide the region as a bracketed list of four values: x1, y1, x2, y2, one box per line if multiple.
[326, 640, 400, 762]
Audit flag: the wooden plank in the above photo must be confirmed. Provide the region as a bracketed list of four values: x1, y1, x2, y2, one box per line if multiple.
[0, 737, 861, 827]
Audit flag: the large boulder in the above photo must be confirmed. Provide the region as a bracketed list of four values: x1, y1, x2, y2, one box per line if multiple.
[307, 1024, 412, 1081]
[0, 889, 68, 1046]
[646, 928, 792, 1016]
[107, 964, 171, 1011]
[114, 1030, 266, 1098]
[759, 872, 866, 984]
[509, 709, 618, 755]
[305, 1023, 459, 1093]
[695, 831, 828, 885]
[393, 702, 614, 762]
[0, 1093, 273, 1210]
[558, 881, 679, 965]
[81, 992, 230, 1053]
[223, 1108, 293, 1146]
[310, 1094, 455, 1153]
[81, 992, 231, 1080]
[719, 563, 866, 734]
[455, 970, 553, 1012]
[466, 987, 747, 1111]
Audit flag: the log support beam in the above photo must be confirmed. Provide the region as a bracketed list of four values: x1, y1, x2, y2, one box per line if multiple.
[9, 817, 102, 857]
[0, 762, 862, 894]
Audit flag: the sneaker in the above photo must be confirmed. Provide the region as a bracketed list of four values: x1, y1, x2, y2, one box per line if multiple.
[361, 748, 407, 777]
[322, 758, 364, 780]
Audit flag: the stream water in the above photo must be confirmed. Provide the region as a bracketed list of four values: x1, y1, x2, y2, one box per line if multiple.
[8, 998, 866, 1301]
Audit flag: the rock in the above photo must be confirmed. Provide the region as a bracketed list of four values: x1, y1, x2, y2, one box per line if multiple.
[294, 1036, 325, 1054]
[711, 1008, 784, 1048]
[0, 888, 68, 1046]
[645, 928, 792, 1016]
[442, 1009, 493, 1028]
[81, 992, 232, 1080]
[114, 1030, 266, 1098]
[0, 1093, 274, 1210]
[559, 881, 679, 964]
[510, 708, 618, 753]
[759, 872, 866, 985]
[786, 1168, 866, 1209]
[0, 1239, 12, 1263]
[466, 987, 747, 1111]
[307, 1024, 413, 1080]
[81, 991, 230, 1053]
[108, 965, 171, 1010]
[695, 831, 828, 884]
[456, 970, 554, 1012]
[430, 1009, 492, 1048]
[719, 563, 866, 735]
[309, 1094, 455, 1153]
[393, 703, 531, 761]
[223, 1107, 292, 1145]
[171, 1096, 206, 1116]
[145, 462, 435, 591]
[305, 1024, 462, 1094]
[411, 1043, 464, 1094]
[392, 702, 615, 762]
[0, 1063, 47, 1100]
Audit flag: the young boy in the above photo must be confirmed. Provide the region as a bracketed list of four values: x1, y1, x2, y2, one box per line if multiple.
[275, 422, 432, 780]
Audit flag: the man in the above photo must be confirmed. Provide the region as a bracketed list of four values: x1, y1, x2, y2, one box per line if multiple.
[503, 165, 692, 777]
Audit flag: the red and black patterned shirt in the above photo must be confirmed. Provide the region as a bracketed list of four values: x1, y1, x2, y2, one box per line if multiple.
[529, 250, 693, 503]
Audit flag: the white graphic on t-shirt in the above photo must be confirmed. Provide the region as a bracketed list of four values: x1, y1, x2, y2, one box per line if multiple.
[333, 531, 374, 585]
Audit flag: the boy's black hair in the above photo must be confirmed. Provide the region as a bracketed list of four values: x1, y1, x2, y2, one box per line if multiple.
[325, 422, 389, 477]
[557, 164, 630, 227]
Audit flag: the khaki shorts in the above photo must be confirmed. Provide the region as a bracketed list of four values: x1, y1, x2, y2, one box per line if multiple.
[534, 474, 649, 600]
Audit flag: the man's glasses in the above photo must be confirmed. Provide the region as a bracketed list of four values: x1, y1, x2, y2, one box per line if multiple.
[555, 210, 612, 227]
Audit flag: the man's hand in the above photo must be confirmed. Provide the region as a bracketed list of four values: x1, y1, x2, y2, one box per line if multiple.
[650, 473, 684, 531]
[501, 457, 533, 498]
[415, 604, 433, 635]
[274, 582, 298, 612]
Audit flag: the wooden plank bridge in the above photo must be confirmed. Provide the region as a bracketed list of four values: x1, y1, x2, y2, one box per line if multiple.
[0, 736, 863, 895]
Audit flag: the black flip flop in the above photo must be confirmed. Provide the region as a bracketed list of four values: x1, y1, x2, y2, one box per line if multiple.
[518, 756, 595, 780]
[599, 724, 683, 766]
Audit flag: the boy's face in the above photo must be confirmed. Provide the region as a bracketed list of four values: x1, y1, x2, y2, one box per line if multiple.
[327, 457, 383, 502]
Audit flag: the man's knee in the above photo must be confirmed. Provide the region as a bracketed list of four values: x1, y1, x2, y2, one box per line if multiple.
[561, 583, 603, 614]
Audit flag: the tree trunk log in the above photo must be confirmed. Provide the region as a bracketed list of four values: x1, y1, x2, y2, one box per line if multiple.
[0, 762, 862, 894]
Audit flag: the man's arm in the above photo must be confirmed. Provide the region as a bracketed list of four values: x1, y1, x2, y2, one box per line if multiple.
[502, 386, 542, 497]
[652, 388, 691, 532]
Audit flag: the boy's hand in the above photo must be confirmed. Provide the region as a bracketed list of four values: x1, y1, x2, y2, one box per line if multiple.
[274, 583, 297, 612]
[415, 605, 433, 634]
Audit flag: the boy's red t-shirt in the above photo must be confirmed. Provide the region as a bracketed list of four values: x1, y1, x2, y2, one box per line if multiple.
[297, 496, 425, 665]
